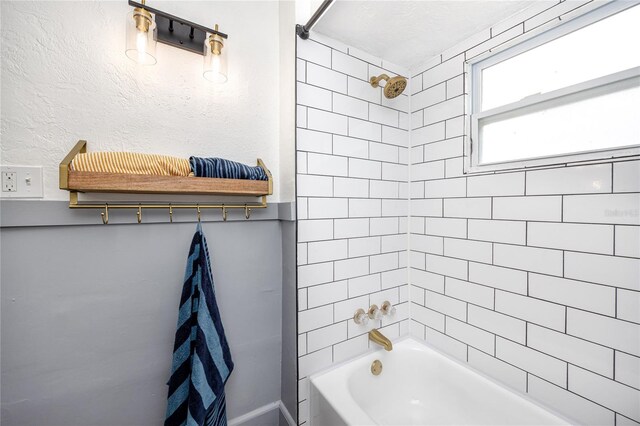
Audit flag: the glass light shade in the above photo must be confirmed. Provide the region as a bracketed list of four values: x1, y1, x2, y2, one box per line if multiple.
[125, 10, 157, 65]
[203, 36, 228, 83]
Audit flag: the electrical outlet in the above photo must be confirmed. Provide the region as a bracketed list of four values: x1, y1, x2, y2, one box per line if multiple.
[0, 166, 44, 198]
[2, 172, 17, 192]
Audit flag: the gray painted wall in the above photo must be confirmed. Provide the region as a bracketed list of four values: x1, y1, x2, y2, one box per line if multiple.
[0, 207, 289, 425]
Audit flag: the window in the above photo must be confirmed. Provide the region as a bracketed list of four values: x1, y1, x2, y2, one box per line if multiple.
[468, 3, 640, 172]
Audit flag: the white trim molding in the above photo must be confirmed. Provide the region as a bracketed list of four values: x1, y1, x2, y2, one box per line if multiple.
[228, 400, 296, 426]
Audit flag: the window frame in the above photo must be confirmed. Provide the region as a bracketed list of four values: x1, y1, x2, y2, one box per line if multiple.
[465, 1, 640, 174]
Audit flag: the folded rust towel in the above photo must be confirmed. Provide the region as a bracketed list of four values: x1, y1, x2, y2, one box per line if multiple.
[71, 152, 191, 176]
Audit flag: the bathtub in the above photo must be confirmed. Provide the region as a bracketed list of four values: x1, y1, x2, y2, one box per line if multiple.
[309, 338, 570, 426]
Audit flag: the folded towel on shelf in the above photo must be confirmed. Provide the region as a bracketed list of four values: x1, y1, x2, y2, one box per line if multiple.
[71, 152, 192, 176]
[165, 223, 234, 426]
[189, 157, 268, 181]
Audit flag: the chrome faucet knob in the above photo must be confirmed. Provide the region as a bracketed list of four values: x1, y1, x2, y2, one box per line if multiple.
[381, 301, 396, 316]
[368, 304, 383, 320]
[353, 308, 369, 325]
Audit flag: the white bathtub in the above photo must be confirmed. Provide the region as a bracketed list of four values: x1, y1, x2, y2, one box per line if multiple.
[310, 338, 571, 426]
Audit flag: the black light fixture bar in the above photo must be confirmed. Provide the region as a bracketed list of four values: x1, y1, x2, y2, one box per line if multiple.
[296, 0, 334, 39]
[128, 0, 228, 39]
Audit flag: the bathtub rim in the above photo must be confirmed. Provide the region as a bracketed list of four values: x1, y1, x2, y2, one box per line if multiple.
[309, 336, 577, 426]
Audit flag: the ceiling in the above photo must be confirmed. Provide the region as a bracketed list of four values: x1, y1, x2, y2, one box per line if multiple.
[312, 0, 544, 69]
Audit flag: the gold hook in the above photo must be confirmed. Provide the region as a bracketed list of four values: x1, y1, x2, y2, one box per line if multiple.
[101, 204, 109, 225]
[222, 206, 227, 221]
[137, 205, 142, 223]
[244, 204, 251, 220]
[169, 204, 173, 223]
[197, 205, 201, 222]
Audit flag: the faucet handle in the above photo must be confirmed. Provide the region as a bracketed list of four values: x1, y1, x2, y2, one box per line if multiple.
[368, 304, 383, 320]
[353, 308, 370, 325]
[381, 301, 396, 316]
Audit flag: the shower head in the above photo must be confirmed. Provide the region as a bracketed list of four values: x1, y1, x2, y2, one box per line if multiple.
[370, 74, 407, 99]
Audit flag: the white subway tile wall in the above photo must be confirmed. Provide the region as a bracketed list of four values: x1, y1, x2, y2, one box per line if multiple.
[296, 4, 640, 425]
[409, 2, 640, 424]
[296, 35, 409, 425]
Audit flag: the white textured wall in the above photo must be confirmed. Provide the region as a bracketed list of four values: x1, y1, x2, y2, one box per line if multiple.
[278, 0, 296, 203]
[409, 2, 640, 425]
[1, 1, 294, 202]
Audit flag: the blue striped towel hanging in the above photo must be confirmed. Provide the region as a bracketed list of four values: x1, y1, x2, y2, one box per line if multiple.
[165, 223, 234, 426]
[189, 157, 268, 181]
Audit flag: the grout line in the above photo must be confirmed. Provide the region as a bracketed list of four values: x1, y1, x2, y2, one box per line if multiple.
[611, 162, 614, 193]
[613, 349, 616, 381]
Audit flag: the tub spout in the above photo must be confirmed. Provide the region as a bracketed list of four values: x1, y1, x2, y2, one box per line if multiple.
[369, 329, 393, 351]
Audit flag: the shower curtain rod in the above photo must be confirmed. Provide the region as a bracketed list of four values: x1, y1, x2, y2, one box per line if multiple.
[296, 0, 334, 39]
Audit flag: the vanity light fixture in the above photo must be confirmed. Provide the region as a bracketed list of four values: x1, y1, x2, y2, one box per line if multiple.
[125, 0, 229, 83]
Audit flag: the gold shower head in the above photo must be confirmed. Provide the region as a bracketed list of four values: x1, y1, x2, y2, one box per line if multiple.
[370, 74, 407, 99]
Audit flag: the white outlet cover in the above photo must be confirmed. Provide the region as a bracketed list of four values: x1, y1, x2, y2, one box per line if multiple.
[0, 165, 44, 198]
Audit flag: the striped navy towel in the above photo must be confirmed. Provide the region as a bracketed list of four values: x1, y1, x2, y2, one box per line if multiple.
[189, 157, 268, 181]
[165, 223, 234, 426]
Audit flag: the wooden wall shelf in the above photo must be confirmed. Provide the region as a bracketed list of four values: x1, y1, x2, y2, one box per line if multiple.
[65, 171, 270, 196]
[59, 140, 272, 224]
[59, 140, 273, 198]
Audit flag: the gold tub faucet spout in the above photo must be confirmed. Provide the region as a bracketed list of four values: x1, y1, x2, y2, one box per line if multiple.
[369, 329, 393, 351]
